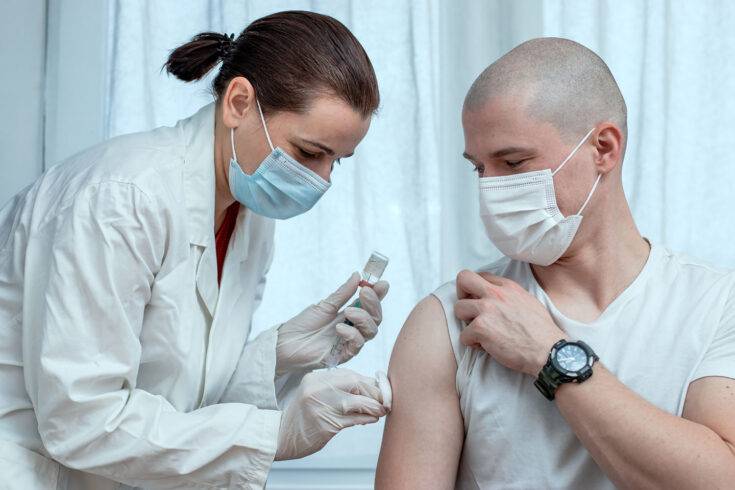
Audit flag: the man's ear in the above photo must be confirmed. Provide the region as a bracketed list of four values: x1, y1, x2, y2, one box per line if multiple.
[592, 122, 624, 174]
[221, 76, 256, 129]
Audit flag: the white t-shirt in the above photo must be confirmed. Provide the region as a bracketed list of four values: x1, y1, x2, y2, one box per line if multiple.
[432, 243, 735, 489]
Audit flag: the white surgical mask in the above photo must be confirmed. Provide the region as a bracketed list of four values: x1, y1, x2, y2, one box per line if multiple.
[479, 127, 600, 266]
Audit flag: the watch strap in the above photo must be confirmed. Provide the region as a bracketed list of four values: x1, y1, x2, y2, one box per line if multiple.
[534, 350, 571, 401]
[534, 339, 598, 401]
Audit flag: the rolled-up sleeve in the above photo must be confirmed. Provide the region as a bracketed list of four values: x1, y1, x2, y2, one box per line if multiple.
[22, 182, 280, 489]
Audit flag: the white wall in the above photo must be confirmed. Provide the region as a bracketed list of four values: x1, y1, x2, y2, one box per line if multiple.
[0, 0, 46, 205]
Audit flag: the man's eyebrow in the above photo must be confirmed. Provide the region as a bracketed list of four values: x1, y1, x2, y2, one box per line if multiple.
[490, 147, 532, 158]
[463, 147, 533, 161]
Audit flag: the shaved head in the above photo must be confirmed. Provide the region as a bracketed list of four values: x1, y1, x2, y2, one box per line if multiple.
[464, 38, 627, 148]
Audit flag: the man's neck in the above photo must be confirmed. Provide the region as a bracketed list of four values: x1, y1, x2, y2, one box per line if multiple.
[530, 199, 650, 323]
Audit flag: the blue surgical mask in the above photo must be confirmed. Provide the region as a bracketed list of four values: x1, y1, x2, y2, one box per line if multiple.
[228, 100, 331, 219]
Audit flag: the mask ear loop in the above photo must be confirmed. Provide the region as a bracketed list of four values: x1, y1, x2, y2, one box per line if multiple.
[548, 127, 600, 215]
[551, 127, 596, 177]
[577, 173, 602, 215]
[230, 128, 238, 163]
[256, 99, 275, 151]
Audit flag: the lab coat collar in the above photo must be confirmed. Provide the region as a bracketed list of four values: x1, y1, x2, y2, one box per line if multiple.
[179, 102, 267, 318]
[180, 102, 218, 248]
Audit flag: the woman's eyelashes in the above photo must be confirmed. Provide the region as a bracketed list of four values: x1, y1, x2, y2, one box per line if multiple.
[297, 144, 346, 170]
[329, 159, 343, 173]
[299, 148, 317, 159]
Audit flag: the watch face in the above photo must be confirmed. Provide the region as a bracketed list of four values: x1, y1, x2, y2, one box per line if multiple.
[556, 344, 587, 373]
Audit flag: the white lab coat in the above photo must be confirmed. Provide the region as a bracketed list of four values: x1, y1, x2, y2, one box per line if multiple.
[0, 103, 283, 489]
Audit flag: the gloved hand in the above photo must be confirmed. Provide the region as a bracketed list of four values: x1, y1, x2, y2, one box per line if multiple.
[275, 272, 389, 376]
[275, 369, 391, 461]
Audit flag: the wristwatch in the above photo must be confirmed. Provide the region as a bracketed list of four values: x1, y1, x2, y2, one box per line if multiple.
[534, 339, 598, 401]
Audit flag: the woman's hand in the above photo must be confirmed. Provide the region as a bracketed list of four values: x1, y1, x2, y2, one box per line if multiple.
[275, 369, 390, 461]
[275, 272, 389, 376]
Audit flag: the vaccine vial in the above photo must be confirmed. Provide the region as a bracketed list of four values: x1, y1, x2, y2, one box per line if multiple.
[323, 251, 389, 369]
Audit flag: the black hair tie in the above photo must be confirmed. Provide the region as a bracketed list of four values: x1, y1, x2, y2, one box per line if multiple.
[216, 33, 235, 59]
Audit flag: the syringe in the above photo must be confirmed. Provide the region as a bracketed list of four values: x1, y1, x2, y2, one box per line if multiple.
[323, 251, 389, 369]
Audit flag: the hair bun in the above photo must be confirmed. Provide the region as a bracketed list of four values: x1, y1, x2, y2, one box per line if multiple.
[216, 33, 235, 60]
[165, 32, 235, 82]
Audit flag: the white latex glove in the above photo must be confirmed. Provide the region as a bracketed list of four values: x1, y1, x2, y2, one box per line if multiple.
[275, 272, 390, 376]
[275, 369, 391, 461]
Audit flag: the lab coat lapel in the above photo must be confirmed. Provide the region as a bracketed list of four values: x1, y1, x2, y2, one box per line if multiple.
[218, 207, 252, 303]
[199, 207, 253, 406]
[196, 245, 219, 317]
[180, 102, 219, 317]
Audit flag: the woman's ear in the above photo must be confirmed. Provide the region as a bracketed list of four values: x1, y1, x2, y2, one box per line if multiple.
[593, 122, 624, 175]
[221, 76, 256, 129]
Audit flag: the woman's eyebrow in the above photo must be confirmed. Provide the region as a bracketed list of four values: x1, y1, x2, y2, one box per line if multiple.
[300, 138, 355, 158]
[300, 139, 335, 156]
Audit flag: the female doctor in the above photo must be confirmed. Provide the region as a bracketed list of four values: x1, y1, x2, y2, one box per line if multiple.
[0, 11, 390, 489]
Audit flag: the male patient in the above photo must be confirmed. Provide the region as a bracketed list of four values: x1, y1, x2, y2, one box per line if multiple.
[376, 38, 735, 489]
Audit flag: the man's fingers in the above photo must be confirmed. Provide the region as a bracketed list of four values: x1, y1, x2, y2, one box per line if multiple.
[324, 272, 361, 310]
[476, 271, 506, 286]
[456, 269, 495, 300]
[453, 298, 482, 322]
[459, 322, 482, 348]
[344, 307, 379, 340]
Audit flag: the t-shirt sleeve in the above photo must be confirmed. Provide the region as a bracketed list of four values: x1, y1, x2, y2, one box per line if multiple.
[691, 278, 735, 381]
[430, 281, 464, 366]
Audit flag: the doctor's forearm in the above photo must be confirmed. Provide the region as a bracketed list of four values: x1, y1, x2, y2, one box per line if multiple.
[37, 387, 280, 488]
[555, 366, 735, 489]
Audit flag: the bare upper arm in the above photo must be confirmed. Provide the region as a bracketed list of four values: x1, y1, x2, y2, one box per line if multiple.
[682, 376, 735, 456]
[375, 295, 464, 489]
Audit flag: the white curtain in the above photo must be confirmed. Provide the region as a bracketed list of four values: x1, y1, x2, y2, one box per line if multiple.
[102, 0, 735, 487]
[542, 0, 735, 268]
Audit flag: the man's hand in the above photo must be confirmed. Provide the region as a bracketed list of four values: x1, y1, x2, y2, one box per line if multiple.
[453, 269, 567, 375]
[275, 272, 389, 376]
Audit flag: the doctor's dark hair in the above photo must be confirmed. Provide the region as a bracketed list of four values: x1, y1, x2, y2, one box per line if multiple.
[164, 11, 380, 117]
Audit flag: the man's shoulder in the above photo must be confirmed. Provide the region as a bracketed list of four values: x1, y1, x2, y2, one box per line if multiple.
[427, 256, 519, 365]
[653, 243, 735, 290]
[477, 255, 515, 276]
